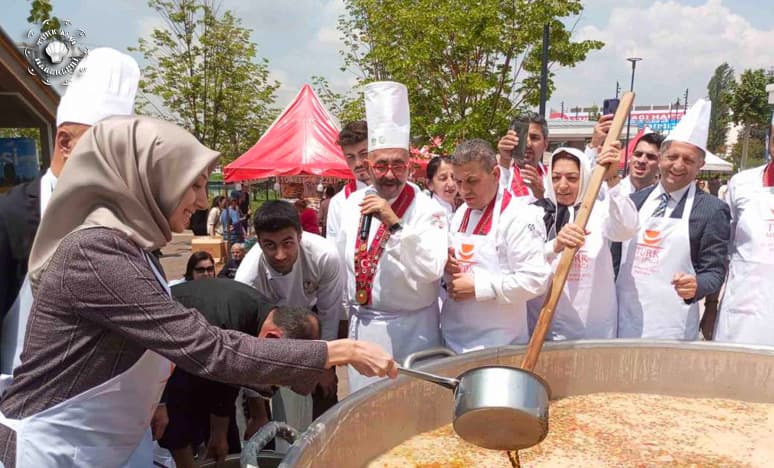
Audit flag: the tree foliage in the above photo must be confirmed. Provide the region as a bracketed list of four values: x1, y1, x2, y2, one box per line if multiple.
[729, 68, 772, 169]
[705, 63, 734, 154]
[132, 0, 280, 163]
[311, 75, 364, 125]
[337, 0, 603, 150]
[27, 0, 60, 32]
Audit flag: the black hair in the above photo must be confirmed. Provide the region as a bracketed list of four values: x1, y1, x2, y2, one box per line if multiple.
[184, 251, 214, 280]
[524, 112, 548, 140]
[637, 132, 665, 148]
[253, 200, 302, 235]
[337, 120, 368, 146]
[324, 185, 336, 198]
[211, 195, 222, 209]
[426, 156, 452, 181]
[271, 305, 320, 340]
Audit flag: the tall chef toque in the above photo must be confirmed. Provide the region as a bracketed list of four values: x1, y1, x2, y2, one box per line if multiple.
[364, 81, 410, 152]
[56, 47, 141, 127]
[664, 98, 712, 154]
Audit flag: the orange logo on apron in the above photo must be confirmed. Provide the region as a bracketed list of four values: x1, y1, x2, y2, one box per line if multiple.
[634, 229, 663, 275]
[458, 243, 475, 272]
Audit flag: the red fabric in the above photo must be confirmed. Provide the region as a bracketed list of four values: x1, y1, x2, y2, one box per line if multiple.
[224, 85, 352, 181]
[344, 180, 357, 198]
[620, 126, 653, 169]
[300, 208, 320, 234]
[458, 190, 513, 235]
[509, 166, 531, 197]
[764, 162, 774, 188]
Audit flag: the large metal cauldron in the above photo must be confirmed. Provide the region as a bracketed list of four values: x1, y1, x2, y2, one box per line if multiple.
[281, 340, 774, 467]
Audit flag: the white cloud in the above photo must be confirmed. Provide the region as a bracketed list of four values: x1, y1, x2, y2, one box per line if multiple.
[549, 0, 774, 111]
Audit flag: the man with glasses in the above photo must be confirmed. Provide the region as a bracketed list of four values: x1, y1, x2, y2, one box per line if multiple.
[335, 82, 448, 391]
[326, 120, 373, 241]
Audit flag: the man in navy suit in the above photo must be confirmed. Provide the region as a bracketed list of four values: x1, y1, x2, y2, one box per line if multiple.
[615, 99, 730, 340]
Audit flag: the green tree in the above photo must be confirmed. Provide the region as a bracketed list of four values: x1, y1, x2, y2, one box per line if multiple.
[729, 68, 772, 170]
[27, 0, 60, 32]
[311, 75, 364, 124]
[730, 126, 767, 170]
[706, 63, 735, 154]
[338, 0, 603, 149]
[132, 0, 280, 163]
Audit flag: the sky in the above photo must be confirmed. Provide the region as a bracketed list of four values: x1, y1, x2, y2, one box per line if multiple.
[2, 0, 773, 116]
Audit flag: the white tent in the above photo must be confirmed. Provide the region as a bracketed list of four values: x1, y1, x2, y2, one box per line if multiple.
[702, 152, 733, 172]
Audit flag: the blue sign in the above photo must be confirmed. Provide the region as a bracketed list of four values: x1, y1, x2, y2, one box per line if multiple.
[0, 138, 39, 187]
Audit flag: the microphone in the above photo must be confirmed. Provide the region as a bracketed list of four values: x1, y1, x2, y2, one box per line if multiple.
[359, 188, 378, 241]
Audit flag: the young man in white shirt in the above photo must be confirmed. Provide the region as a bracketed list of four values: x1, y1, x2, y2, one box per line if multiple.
[325, 120, 373, 241]
[235, 200, 345, 438]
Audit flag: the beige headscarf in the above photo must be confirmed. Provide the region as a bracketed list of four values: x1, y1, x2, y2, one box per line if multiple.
[28, 115, 220, 292]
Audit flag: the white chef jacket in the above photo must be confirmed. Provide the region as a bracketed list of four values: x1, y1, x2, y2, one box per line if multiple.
[234, 232, 345, 341]
[336, 182, 448, 314]
[325, 180, 368, 242]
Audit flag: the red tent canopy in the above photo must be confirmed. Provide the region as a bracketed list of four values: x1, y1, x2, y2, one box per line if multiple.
[224, 84, 352, 182]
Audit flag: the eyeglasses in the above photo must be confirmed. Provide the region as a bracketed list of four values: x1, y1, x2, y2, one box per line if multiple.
[632, 150, 659, 161]
[193, 266, 215, 273]
[370, 161, 408, 175]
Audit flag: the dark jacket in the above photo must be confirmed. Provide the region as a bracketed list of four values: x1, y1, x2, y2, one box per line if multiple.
[0, 177, 41, 321]
[612, 185, 731, 303]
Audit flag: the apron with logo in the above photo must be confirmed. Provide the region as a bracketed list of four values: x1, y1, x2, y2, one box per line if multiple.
[715, 181, 774, 344]
[0, 251, 172, 468]
[617, 184, 699, 339]
[441, 191, 525, 353]
[540, 204, 618, 340]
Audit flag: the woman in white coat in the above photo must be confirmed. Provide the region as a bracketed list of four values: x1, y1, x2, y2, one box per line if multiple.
[426, 156, 458, 224]
[528, 146, 638, 340]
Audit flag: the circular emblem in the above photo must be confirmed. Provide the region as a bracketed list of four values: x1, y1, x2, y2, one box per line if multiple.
[23, 19, 89, 86]
[356, 289, 369, 305]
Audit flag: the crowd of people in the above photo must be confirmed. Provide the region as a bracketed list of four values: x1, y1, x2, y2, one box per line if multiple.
[0, 45, 771, 468]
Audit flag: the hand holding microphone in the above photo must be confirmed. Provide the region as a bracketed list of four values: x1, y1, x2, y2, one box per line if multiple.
[359, 189, 400, 241]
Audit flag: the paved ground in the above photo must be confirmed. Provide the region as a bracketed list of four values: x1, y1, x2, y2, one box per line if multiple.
[158, 231, 196, 280]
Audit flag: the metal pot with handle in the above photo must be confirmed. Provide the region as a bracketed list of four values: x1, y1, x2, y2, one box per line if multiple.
[397, 363, 550, 450]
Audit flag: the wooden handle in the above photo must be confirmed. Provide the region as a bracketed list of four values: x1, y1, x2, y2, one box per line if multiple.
[520, 92, 635, 371]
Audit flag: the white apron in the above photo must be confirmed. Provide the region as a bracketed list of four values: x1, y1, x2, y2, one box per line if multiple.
[347, 302, 440, 392]
[529, 209, 618, 340]
[0, 252, 173, 468]
[715, 183, 774, 344]
[441, 196, 528, 353]
[617, 184, 699, 339]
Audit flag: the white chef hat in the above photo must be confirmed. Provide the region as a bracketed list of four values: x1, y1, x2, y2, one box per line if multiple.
[664, 98, 711, 154]
[364, 81, 410, 152]
[56, 48, 141, 127]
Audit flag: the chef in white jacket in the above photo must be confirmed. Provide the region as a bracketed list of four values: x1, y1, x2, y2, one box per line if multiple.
[336, 82, 448, 392]
[441, 139, 550, 353]
[714, 113, 774, 345]
[235, 200, 345, 447]
[326, 120, 372, 241]
[527, 146, 638, 340]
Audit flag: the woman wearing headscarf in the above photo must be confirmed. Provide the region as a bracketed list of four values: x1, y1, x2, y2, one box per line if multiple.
[0, 116, 396, 467]
[528, 145, 638, 340]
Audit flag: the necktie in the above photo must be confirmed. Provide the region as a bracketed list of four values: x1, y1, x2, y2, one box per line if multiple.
[651, 193, 670, 218]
